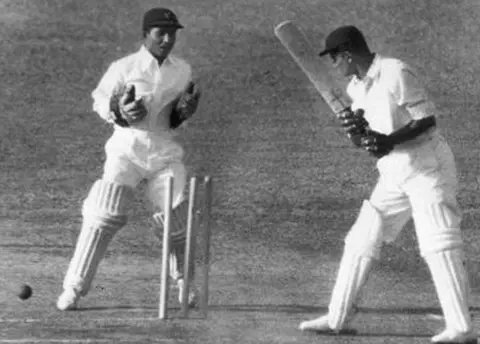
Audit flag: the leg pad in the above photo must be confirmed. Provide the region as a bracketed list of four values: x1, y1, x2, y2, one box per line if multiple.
[63, 180, 133, 295]
[153, 200, 195, 281]
[328, 200, 384, 330]
[425, 249, 473, 334]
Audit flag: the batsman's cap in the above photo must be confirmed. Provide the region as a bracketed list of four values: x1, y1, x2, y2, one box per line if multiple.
[142, 8, 184, 32]
[318, 25, 368, 56]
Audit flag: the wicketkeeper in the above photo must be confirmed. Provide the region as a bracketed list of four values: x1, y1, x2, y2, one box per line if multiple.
[57, 8, 202, 311]
[299, 26, 476, 343]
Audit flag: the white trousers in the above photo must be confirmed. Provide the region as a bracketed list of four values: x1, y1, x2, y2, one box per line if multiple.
[369, 132, 462, 255]
[102, 129, 187, 210]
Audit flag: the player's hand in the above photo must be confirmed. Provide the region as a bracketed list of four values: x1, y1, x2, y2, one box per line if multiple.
[360, 130, 394, 158]
[339, 108, 369, 136]
[177, 81, 201, 117]
[170, 81, 201, 129]
[118, 85, 147, 125]
[110, 85, 147, 127]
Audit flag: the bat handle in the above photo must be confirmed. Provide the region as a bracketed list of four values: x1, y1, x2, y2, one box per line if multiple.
[340, 107, 369, 136]
[337, 106, 354, 119]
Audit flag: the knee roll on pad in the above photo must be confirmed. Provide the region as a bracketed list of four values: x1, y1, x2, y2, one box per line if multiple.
[419, 231, 464, 257]
[344, 200, 384, 259]
[412, 202, 463, 256]
[82, 179, 134, 226]
[413, 201, 461, 232]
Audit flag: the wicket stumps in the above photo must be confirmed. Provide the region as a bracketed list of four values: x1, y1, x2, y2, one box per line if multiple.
[159, 175, 213, 319]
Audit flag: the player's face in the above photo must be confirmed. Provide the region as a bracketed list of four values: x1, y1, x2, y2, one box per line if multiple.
[145, 27, 177, 60]
[329, 52, 355, 77]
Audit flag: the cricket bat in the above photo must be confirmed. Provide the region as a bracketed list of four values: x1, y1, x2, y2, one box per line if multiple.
[274, 21, 352, 117]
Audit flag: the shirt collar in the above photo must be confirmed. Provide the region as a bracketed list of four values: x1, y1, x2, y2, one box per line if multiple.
[365, 53, 381, 80]
[351, 53, 381, 86]
[138, 45, 171, 71]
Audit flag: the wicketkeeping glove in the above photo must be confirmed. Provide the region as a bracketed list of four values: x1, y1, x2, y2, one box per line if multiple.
[109, 85, 148, 127]
[170, 81, 201, 129]
[360, 130, 395, 158]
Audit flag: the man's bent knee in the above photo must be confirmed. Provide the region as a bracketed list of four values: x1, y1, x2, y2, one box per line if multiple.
[83, 180, 133, 221]
[152, 200, 189, 245]
[412, 201, 463, 256]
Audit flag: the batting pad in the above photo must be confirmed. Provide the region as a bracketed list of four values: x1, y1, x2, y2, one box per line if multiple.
[169, 240, 195, 282]
[425, 249, 472, 333]
[345, 200, 384, 259]
[328, 251, 373, 330]
[63, 180, 132, 295]
[412, 202, 463, 256]
[325, 200, 384, 330]
[153, 200, 195, 281]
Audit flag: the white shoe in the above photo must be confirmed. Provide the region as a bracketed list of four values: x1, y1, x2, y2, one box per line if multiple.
[431, 329, 477, 343]
[177, 279, 198, 308]
[299, 307, 359, 333]
[56, 288, 80, 311]
[299, 314, 332, 332]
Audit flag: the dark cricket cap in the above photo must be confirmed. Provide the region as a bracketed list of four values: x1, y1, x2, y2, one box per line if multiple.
[318, 25, 368, 56]
[142, 8, 184, 32]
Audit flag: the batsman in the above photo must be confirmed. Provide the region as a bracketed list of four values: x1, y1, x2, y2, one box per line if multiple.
[299, 26, 476, 343]
[57, 8, 202, 311]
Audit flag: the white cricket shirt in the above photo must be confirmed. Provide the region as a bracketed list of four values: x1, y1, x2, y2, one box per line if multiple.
[347, 54, 436, 135]
[92, 45, 192, 134]
[347, 54, 447, 180]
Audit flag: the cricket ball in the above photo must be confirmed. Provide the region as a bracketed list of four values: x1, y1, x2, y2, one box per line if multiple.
[18, 284, 33, 300]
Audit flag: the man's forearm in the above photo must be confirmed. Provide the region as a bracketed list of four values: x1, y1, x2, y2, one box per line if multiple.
[387, 116, 436, 146]
[92, 95, 114, 122]
[91, 62, 124, 124]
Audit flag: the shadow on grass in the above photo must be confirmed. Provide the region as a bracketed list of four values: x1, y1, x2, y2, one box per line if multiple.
[359, 306, 480, 316]
[75, 303, 480, 315]
[308, 332, 432, 339]
[75, 305, 157, 312]
[203, 304, 480, 316]
[76, 304, 319, 315]
[0, 243, 72, 249]
[301, 329, 429, 339]
[211, 304, 321, 314]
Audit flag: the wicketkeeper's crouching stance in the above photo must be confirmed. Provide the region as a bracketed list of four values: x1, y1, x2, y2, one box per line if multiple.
[57, 8, 201, 311]
[299, 26, 477, 343]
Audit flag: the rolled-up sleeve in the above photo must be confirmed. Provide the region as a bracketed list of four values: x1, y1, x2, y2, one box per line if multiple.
[91, 62, 124, 123]
[388, 67, 436, 120]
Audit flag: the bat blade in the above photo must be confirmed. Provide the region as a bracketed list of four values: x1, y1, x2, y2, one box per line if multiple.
[274, 21, 351, 117]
